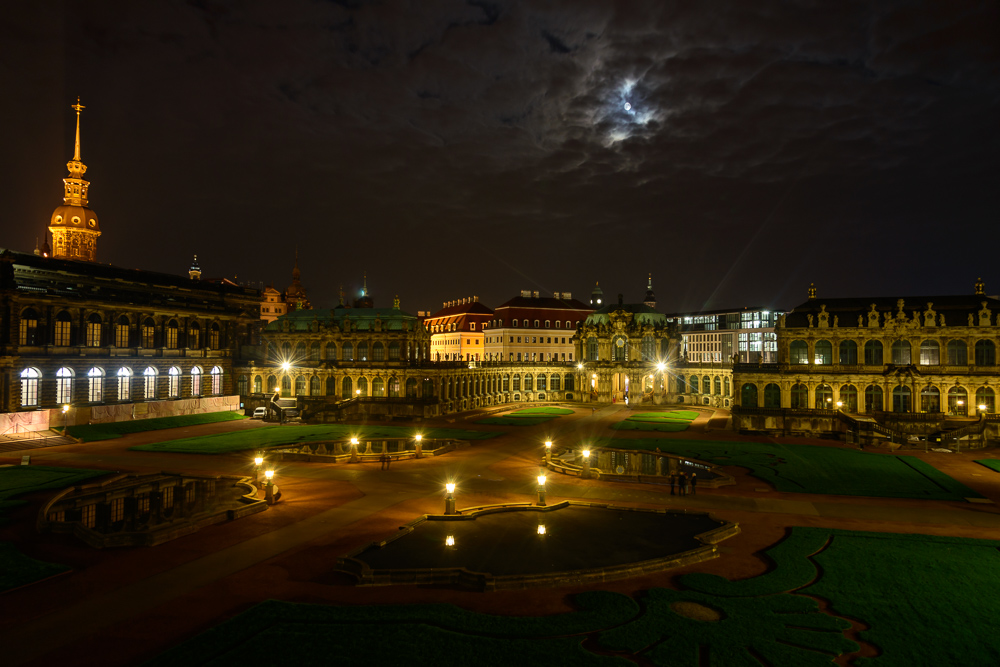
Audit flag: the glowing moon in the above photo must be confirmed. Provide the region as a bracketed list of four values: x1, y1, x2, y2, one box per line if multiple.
[624, 102, 632, 111]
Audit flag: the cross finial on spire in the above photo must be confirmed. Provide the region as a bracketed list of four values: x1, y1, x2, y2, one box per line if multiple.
[71, 97, 85, 162]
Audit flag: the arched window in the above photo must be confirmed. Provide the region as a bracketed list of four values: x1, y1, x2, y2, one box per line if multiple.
[310, 376, 321, 396]
[864, 340, 884, 366]
[512, 375, 521, 391]
[55, 311, 72, 346]
[703, 376, 712, 395]
[840, 384, 858, 413]
[281, 342, 292, 358]
[310, 343, 321, 361]
[117, 367, 132, 401]
[564, 374, 574, 391]
[358, 342, 369, 361]
[555, 321, 562, 329]
[740, 383, 758, 408]
[169, 367, 184, 397]
[86, 313, 103, 347]
[920, 385, 940, 413]
[254, 375, 263, 393]
[641, 335, 655, 361]
[342, 376, 353, 399]
[188, 322, 201, 349]
[892, 386, 912, 413]
[357, 377, 368, 397]
[612, 335, 628, 362]
[502, 374, 510, 392]
[166, 320, 179, 349]
[534, 320, 539, 328]
[88, 367, 105, 403]
[209, 323, 221, 349]
[891, 340, 911, 365]
[294, 342, 306, 359]
[919, 340, 939, 365]
[266, 375, 277, 392]
[405, 378, 418, 398]
[723, 377, 730, 396]
[56, 367, 74, 404]
[20, 308, 39, 345]
[814, 340, 832, 365]
[295, 376, 306, 396]
[690, 375, 699, 393]
[975, 340, 996, 366]
[372, 342, 385, 361]
[976, 387, 995, 413]
[946, 340, 967, 366]
[815, 383, 833, 409]
[791, 383, 808, 409]
[113, 316, 129, 348]
[551, 374, 561, 391]
[325, 377, 335, 396]
[947, 386, 967, 416]
[790, 340, 809, 364]
[764, 383, 781, 408]
[839, 340, 858, 365]
[676, 376, 686, 393]
[144, 367, 158, 399]
[191, 366, 202, 397]
[281, 376, 291, 394]
[211, 366, 223, 394]
[20, 368, 40, 407]
[325, 343, 337, 361]
[342, 342, 353, 361]
[865, 385, 883, 412]
[587, 338, 598, 361]
[714, 377, 722, 395]
[537, 375, 546, 391]
[524, 374, 533, 391]
[388, 376, 400, 397]
[141, 318, 156, 348]
[388, 341, 400, 360]
[512, 319, 518, 327]
[237, 374, 248, 396]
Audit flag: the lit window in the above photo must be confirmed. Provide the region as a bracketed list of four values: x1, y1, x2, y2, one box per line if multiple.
[20, 368, 40, 407]
[191, 367, 202, 397]
[144, 367, 157, 399]
[56, 367, 74, 403]
[87, 367, 105, 403]
[117, 367, 132, 401]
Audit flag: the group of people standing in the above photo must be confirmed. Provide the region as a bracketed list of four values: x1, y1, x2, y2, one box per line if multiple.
[669, 471, 697, 496]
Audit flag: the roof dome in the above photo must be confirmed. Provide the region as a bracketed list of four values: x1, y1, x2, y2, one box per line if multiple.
[50, 204, 99, 232]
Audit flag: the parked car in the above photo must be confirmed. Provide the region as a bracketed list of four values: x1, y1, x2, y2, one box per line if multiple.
[252, 407, 267, 419]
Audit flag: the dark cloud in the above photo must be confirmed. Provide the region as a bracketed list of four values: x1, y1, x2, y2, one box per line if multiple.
[1, 0, 997, 312]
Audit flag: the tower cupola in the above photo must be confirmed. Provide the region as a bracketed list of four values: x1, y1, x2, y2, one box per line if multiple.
[49, 99, 101, 261]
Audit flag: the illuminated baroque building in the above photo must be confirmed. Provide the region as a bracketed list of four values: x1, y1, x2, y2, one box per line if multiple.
[425, 297, 493, 361]
[732, 282, 1000, 440]
[259, 255, 311, 324]
[573, 293, 679, 404]
[483, 291, 592, 363]
[2, 102, 261, 425]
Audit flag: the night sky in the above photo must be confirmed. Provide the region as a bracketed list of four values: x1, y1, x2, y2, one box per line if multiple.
[3, 1, 998, 314]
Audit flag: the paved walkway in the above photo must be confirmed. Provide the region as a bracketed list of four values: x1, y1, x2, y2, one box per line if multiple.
[3, 404, 1000, 665]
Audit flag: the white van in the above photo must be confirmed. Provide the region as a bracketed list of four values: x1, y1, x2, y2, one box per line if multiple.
[252, 407, 267, 419]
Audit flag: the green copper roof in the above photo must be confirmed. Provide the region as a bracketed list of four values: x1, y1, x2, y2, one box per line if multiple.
[585, 303, 667, 327]
[265, 307, 420, 332]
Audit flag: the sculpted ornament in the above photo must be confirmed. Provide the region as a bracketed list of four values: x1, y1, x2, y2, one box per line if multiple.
[817, 305, 829, 328]
[923, 303, 937, 327]
[868, 304, 880, 328]
[979, 302, 992, 327]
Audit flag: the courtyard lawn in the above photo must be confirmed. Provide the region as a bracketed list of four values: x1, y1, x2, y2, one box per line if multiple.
[147, 528, 1000, 666]
[602, 438, 981, 501]
[611, 410, 699, 433]
[974, 459, 1000, 473]
[66, 411, 246, 442]
[509, 407, 575, 415]
[0, 541, 68, 593]
[477, 407, 573, 426]
[130, 424, 501, 454]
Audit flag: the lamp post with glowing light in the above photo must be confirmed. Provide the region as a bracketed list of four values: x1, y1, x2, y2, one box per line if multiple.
[350, 436, 360, 463]
[544, 440, 552, 463]
[979, 403, 988, 417]
[536, 473, 547, 506]
[61, 404, 70, 434]
[253, 453, 264, 483]
[581, 449, 591, 479]
[264, 469, 276, 504]
[415, 433, 423, 458]
[444, 482, 456, 515]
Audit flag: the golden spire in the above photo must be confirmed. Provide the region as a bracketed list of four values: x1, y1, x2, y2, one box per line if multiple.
[49, 98, 100, 261]
[71, 97, 85, 162]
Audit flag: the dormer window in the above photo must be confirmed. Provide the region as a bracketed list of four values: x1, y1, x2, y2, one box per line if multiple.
[513, 319, 518, 327]
[470, 323, 476, 331]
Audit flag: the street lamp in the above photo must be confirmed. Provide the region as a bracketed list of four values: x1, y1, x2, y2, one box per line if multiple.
[581, 449, 591, 479]
[537, 524, 546, 535]
[537, 473, 547, 506]
[415, 433, 423, 458]
[62, 404, 69, 433]
[253, 453, 263, 482]
[445, 482, 456, 515]
[979, 403, 988, 416]
[445, 535, 455, 547]
[544, 440, 552, 463]
[264, 469, 276, 504]
[350, 436, 360, 463]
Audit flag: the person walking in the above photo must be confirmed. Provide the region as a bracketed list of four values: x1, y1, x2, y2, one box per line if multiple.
[379, 453, 387, 470]
[669, 474, 676, 495]
[691, 472, 698, 495]
[679, 473, 688, 496]
[386, 454, 392, 469]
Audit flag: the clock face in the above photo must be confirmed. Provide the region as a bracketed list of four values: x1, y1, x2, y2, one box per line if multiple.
[616, 338, 625, 347]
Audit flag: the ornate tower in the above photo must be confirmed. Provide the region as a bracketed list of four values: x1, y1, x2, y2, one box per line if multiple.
[643, 273, 656, 309]
[49, 99, 101, 261]
[189, 255, 202, 280]
[590, 281, 604, 307]
[284, 251, 311, 312]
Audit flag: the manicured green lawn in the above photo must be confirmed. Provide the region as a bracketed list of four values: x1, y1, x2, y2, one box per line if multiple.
[477, 417, 553, 426]
[67, 411, 246, 442]
[974, 459, 1000, 473]
[131, 424, 501, 454]
[510, 407, 575, 415]
[602, 438, 981, 501]
[148, 528, 1000, 666]
[611, 410, 698, 433]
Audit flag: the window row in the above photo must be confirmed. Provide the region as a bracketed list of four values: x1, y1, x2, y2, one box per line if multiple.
[490, 319, 581, 329]
[18, 310, 224, 349]
[789, 339, 997, 366]
[273, 340, 428, 362]
[740, 382, 996, 415]
[676, 375, 731, 396]
[19, 366, 223, 407]
[238, 372, 576, 398]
